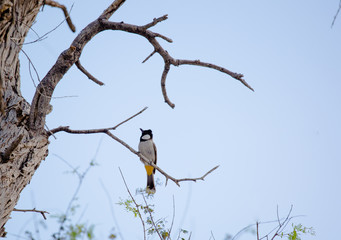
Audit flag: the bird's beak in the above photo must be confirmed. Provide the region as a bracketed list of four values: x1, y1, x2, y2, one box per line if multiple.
[140, 128, 143, 132]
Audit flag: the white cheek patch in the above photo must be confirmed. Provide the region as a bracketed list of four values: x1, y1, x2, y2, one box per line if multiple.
[142, 134, 151, 140]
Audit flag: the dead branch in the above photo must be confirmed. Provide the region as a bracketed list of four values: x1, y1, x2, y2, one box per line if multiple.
[141, 14, 169, 30]
[48, 106, 148, 135]
[142, 50, 157, 63]
[49, 123, 219, 187]
[99, 0, 126, 20]
[48, 108, 217, 186]
[30, 0, 253, 132]
[98, 18, 253, 108]
[75, 60, 104, 86]
[45, 0, 76, 32]
[160, 62, 174, 108]
[13, 208, 49, 220]
[170, 165, 219, 185]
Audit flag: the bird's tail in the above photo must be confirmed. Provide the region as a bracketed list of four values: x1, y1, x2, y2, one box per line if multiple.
[147, 174, 155, 193]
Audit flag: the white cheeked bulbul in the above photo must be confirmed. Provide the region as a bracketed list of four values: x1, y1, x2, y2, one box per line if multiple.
[138, 128, 157, 192]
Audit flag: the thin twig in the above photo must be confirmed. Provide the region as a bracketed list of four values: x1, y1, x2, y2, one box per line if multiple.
[167, 195, 175, 240]
[276, 205, 281, 227]
[48, 106, 147, 135]
[331, 0, 341, 28]
[142, 194, 163, 240]
[142, 50, 157, 63]
[17, 44, 41, 85]
[100, 180, 125, 240]
[24, 4, 75, 46]
[174, 165, 219, 184]
[75, 60, 104, 86]
[55, 147, 99, 238]
[210, 231, 216, 240]
[119, 168, 146, 240]
[232, 210, 303, 240]
[45, 0, 76, 32]
[175, 59, 254, 91]
[13, 208, 49, 220]
[141, 15, 169, 29]
[113, 107, 148, 129]
[270, 205, 293, 240]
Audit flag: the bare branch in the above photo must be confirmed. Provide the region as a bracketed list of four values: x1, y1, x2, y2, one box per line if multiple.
[24, 4, 74, 46]
[119, 168, 146, 240]
[106, 131, 218, 187]
[48, 106, 148, 135]
[112, 106, 148, 129]
[30, 0, 252, 132]
[142, 50, 157, 63]
[153, 32, 173, 43]
[175, 59, 254, 91]
[98, 19, 253, 107]
[142, 15, 169, 29]
[99, 0, 126, 20]
[174, 165, 219, 183]
[45, 0, 76, 32]
[161, 62, 174, 108]
[13, 208, 49, 220]
[233, 208, 302, 240]
[75, 60, 104, 86]
[50, 121, 218, 187]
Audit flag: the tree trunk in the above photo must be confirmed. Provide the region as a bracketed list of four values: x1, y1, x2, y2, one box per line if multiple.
[0, 0, 48, 237]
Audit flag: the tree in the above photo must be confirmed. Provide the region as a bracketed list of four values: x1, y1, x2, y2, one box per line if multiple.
[0, 0, 253, 236]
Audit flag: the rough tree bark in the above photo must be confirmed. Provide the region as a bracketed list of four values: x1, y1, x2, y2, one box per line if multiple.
[0, 0, 252, 237]
[0, 0, 48, 237]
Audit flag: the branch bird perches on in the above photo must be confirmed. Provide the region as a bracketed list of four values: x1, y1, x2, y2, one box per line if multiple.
[49, 107, 219, 187]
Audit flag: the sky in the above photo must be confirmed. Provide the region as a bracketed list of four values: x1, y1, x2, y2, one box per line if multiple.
[5, 0, 341, 239]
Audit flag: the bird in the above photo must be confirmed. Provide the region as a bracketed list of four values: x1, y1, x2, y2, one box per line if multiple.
[138, 128, 157, 193]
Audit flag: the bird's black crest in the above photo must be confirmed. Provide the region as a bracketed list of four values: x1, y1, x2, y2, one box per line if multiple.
[140, 128, 153, 139]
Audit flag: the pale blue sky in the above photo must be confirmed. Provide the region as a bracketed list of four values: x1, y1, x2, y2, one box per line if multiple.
[6, 0, 341, 239]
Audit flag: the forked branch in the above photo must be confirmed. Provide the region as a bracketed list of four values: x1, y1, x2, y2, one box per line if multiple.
[99, 18, 253, 108]
[13, 208, 49, 220]
[49, 107, 218, 187]
[30, 0, 253, 132]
